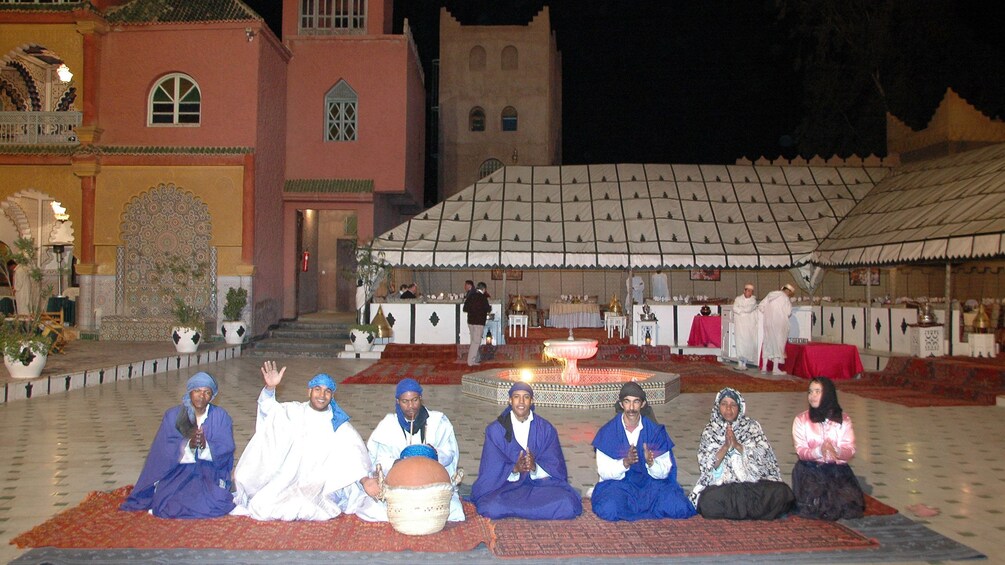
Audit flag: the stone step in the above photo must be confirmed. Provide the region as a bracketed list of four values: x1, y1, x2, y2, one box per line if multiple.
[268, 327, 350, 340]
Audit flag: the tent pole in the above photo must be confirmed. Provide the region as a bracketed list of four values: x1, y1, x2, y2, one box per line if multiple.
[865, 268, 872, 351]
[945, 262, 952, 356]
[501, 270, 508, 344]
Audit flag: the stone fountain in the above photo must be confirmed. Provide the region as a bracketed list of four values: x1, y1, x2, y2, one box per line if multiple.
[461, 330, 680, 409]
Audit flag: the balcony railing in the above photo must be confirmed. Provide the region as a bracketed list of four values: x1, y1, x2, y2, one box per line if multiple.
[0, 111, 82, 145]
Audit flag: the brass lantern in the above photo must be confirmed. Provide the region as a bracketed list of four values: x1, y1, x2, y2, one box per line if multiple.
[372, 306, 394, 339]
[608, 294, 623, 315]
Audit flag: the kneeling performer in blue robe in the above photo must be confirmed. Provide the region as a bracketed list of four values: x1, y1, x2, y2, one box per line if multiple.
[591, 382, 695, 521]
[121, 372, 236, 518]
[470, 382, 582, 520]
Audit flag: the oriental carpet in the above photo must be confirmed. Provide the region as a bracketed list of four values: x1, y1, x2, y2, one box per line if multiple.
[838, 355, 1005, 407]
[11, 486, 492, 553]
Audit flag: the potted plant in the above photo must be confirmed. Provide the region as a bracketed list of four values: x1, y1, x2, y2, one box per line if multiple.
[0, 237, 53, 379]
[155, 254, 209, 353]
[349, 322, 379, 352]
[221, 287, 248, 345]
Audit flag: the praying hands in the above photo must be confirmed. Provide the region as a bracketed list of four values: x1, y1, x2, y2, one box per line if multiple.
[514, 450, 536, 474]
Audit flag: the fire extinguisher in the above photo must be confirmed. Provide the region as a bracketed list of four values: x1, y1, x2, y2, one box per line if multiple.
[301, 250, 310, 272]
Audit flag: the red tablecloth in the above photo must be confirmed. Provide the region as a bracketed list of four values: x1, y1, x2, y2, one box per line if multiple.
[781, 342, 864, 380]
[687, 315, 722, 347]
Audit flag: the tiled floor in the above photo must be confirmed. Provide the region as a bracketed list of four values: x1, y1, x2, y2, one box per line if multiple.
[1, 355, 1003, 564]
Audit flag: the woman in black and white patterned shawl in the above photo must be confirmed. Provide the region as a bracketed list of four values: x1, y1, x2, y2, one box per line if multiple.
[689, 388, 794, 520]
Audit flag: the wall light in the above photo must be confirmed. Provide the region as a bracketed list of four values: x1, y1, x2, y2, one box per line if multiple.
[56, 64, 73, 83]
[245, 27, 257, 42]
[511, 148, 519, 163]
[51, 201, 69, 222]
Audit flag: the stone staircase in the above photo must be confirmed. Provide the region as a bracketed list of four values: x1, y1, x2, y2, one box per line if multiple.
[244, 317, 353, 358]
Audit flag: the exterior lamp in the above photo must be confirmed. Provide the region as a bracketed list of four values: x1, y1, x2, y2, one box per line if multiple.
[56, 64, 73, 83]
[51, 201, 69, 222]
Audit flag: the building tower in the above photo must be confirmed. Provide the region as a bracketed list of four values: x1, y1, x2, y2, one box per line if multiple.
[437, 7, 561, 199]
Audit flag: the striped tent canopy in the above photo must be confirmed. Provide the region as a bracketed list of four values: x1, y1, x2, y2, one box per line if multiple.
[814, 144, 1005, 266]
[372, 163, 887, 269]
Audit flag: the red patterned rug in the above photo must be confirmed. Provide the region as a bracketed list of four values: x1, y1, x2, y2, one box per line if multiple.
[344, 347, 807, 393]
[838, 355, 1005, 407]
[11, 486, 492, 553]
[490, 500, 879, 559]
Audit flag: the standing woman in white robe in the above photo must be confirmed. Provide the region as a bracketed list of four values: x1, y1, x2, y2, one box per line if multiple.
[232, 362, 382, 521]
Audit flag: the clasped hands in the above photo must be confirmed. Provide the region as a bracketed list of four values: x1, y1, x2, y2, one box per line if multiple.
[820, 439, 839, 461]
[513, 450, 536, 474]
[188, 427, 206, 450]
[623, 443, 655, 468]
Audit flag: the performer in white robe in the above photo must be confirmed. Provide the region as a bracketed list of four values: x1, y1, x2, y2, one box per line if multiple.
[757, 284, 795, 375]
[366, 378, 464, 521]
[732, 284, 758, 370]
[232, 361, 382, 521]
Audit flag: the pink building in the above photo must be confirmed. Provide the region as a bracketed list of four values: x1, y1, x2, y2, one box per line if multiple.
[0, 0, 426, 336]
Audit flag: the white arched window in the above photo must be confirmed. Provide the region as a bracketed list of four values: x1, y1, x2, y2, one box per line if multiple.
[478, 158, 503, 179]
[325, 80, 358, 142]
[148, 73, 200, 125]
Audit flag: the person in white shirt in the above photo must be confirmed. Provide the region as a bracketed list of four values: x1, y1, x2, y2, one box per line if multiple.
[366, 378, 464, 522]
[232, 361, 382, 521]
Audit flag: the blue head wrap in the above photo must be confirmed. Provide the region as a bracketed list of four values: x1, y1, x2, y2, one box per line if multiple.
[394, 378, 428, 437]
[400, 444, 438, 461]
[395, 378, 423, 399]
[182, 372, 218, 423]
[307, 373, 350, 432]
[508, 381, 534, 398]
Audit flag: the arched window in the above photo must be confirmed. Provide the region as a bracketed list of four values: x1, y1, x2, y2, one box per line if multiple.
[501, 106, 518, 132]
[469, 46, 486, 71]
[501, 45, 518, 70]
[469, 107, 485, 132]
[149, 73, 200, 125]
[325, 80, 358, 142]
[479, 158, 504, 179]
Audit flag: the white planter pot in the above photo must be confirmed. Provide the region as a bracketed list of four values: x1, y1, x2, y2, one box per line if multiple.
[4, 347, 48, 379]
[172, 327, 202, 353]
[221, 321, 247, 345]
[350, 329, 375, 352]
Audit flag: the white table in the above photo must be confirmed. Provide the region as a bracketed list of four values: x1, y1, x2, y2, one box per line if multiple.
[548, 302, 602, 328]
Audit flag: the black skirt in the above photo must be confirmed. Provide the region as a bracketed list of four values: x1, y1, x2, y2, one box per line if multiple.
[791, 459, 865, 520]
[696, 480, 795, 520]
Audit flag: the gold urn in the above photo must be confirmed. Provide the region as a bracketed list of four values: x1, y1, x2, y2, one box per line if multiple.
[608, 294, 624, 315]
[511, 295, 528, 313]
[973, 304, 991, 334]
[372, 306, 394, 338]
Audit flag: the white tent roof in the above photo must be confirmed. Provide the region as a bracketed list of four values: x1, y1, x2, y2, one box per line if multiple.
[814, 144, 1005, 266]
[373, 163, 887, 269]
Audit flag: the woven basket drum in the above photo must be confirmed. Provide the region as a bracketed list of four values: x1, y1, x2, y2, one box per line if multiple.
[383, 457, 454, 536]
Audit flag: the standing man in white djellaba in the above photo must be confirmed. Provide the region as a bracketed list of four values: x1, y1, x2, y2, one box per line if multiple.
[732, 283, 758, 371]
[232, 361, 382, 521]
[757, 283, 795, 375]
[366, 378, 464, 522]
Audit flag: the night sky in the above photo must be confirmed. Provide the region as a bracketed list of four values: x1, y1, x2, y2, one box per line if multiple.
[246, 0, 1005, 166]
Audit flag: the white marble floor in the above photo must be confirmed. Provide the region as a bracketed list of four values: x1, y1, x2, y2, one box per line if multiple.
[1, 356, 1002, 564]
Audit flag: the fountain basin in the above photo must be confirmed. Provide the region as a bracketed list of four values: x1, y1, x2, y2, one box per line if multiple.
[542, 338, 599, 384]
[461, 367, 680, 409]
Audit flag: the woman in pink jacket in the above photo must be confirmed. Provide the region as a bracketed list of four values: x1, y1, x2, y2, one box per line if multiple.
[791, 376, 865, 520]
